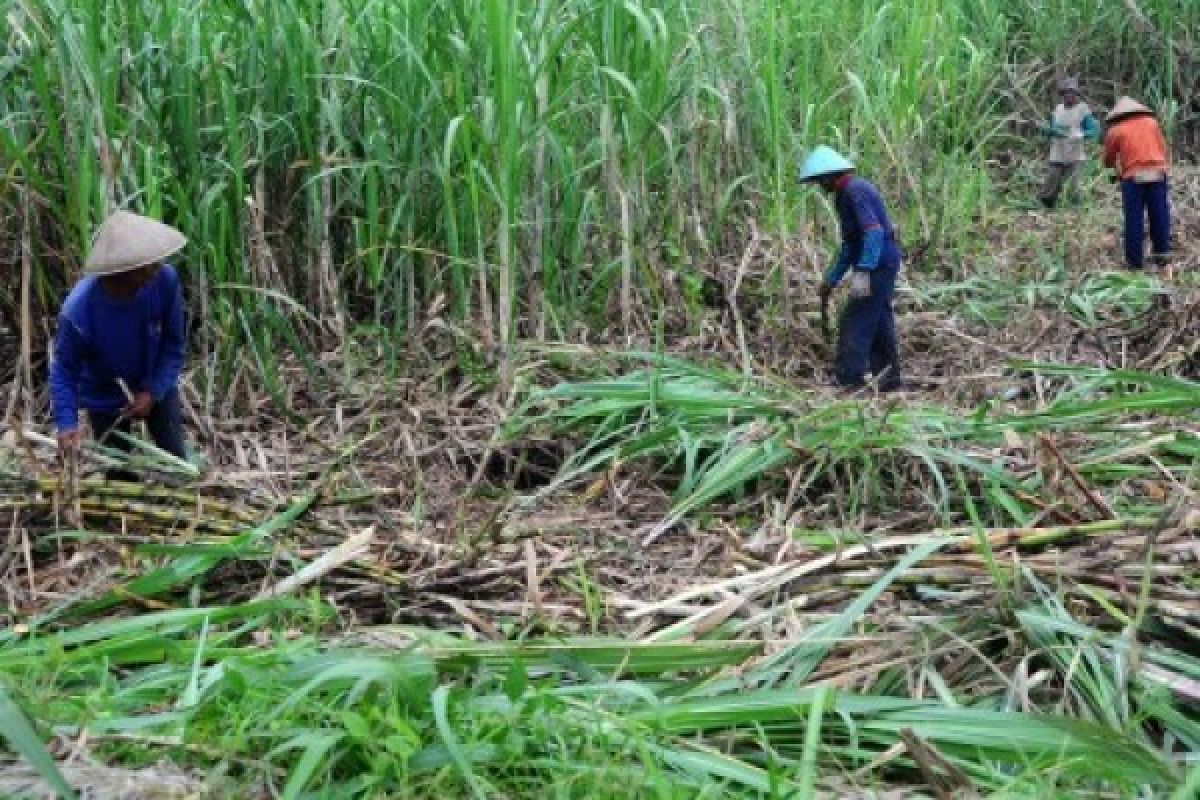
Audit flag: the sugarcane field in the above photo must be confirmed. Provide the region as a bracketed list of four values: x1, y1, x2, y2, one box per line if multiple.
[2, 1, 1200, 798]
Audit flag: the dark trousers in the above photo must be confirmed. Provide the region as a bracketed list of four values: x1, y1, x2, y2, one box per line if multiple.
[835, 261, 902, 390]
[1120, 179, 1170, 269]
[88, 388, 188, 461]
[1040, 161, 1082, 208]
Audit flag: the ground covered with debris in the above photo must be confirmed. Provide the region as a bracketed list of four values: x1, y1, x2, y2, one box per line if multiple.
[9, 173, 1198, 633]
[2, 171, 1199, 799]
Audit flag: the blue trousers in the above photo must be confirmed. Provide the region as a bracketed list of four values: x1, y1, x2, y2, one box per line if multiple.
[88, 387, 188, 461]
[835, 261, 902, 390]
[1120, 179, 1170, 269]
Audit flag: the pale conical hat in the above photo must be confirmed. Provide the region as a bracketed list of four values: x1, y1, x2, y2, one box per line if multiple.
[84, 211, 187, 275]
[798, 145, 855, 182]
[1106, 96, 1152, 123]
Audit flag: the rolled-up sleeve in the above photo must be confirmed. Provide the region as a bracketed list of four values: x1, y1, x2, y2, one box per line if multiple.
[851, 190, 885, 270]
[857, 228, 885, 270]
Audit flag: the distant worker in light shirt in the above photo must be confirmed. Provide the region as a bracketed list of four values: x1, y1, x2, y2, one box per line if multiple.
[1102, 96, 1171, 270]
[1039, 77, 1099, 209]
[49, 211, 190, 461]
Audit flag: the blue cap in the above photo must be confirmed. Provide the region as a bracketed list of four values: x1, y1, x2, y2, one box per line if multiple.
[798, 146, 855, 182]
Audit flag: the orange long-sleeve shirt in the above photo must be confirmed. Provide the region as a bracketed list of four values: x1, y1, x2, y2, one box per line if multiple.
[1103, 115, 1169, 179]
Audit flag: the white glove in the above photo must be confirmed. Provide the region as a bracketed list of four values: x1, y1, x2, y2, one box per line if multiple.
[849, 270, 872, 299]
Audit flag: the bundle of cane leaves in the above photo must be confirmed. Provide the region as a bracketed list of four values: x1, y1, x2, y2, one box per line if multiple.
[99, 431, 204, 480]
[0, 428, 198, 484]
[511, 355, 1200, 534]
[1014, 575, 1200, 748]
[1065, 271, 1167, 328]
[987, 575, 1197, 766]
[910, 267, 1068, 324]
[913, 268, 1167, 329]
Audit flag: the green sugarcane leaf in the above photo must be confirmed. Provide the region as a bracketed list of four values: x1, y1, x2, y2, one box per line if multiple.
[0, 683, 77, 799]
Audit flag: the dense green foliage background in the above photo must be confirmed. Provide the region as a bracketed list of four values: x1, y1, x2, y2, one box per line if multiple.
[1, 0, 1195, 349]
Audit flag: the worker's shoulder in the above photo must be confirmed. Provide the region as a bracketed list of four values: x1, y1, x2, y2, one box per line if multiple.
[1134, 114, 1163, 133]
[148, 263, 182, 302]
[156, 262, 181, 287]
[846, 175, 875, 190]
[1111, 114, 1161, 144]
[843, 176, 885, 204]
[60, 276, 99, 320]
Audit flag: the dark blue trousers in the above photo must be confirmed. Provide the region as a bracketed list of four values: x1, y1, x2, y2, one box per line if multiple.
[835, 261, 902, 390]
[88, 387, 188, 461]
[1120, 179, 1170, 269]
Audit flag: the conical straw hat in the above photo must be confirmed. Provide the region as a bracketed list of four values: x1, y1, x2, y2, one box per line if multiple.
[1106, 96, 1152, 123]
[798, 145, 855, 182]
[84, 211, 187, 276]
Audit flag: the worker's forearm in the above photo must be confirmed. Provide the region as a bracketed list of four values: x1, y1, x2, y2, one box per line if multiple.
[824, 244, 851, 287]
[49, 326, 83, 432]
[145, 349, 184, 401]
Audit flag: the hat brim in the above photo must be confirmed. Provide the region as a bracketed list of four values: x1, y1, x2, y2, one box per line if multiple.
[84, 211, 187, 275]
[1105, 110, 1153, 124]
[84, 247, 185, 276]
[799, 168, 854, 183]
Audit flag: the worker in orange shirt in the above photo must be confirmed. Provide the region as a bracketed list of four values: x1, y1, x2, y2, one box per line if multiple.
[1102, 97, 1171, 270]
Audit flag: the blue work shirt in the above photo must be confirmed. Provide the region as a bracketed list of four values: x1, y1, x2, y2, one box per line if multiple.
[49, 265, 185, 432]
[825, 176, 901, 287]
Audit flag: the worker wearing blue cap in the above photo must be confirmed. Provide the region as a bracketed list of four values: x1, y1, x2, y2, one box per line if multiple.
[799, 146, 903, 391]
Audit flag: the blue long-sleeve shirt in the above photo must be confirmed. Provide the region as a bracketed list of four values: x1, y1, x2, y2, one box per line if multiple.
[49, 265, 186, 432]
[824, 176, 900, 287]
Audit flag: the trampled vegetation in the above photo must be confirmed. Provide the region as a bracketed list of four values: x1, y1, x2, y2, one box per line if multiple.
[2, 1, 1199, 798]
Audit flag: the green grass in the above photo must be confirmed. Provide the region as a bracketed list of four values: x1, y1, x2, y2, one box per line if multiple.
[1, 568, 1194, 798]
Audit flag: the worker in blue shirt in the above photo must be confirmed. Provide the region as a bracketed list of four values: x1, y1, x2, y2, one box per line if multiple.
[49, 210, 189, 460]
[799, 146, 903, 391]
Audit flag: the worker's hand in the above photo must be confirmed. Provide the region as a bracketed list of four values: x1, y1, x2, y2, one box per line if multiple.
[849, 270, 872, 299]
[57, 430, 82, 452]
[124, 391, 155, 419]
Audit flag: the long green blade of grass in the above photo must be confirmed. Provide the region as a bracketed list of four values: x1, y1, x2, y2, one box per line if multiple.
[0, 683, 78, 800]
